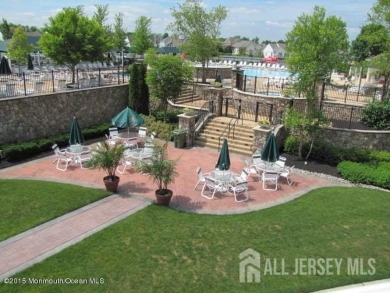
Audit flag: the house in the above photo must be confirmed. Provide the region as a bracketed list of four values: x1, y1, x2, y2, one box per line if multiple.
[159, 36, 184, 48]
[262, 42, 287, 58]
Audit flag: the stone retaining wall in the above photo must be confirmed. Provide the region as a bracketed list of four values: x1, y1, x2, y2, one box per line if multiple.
[319, 128, 390, 151]
[0, 85, 128, 144]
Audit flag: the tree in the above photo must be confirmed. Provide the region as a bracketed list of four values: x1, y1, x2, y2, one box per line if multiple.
[286, 6, 349, 101]
[0, 18, 13, 40]
[39, 7, 108, 83]
[285, 6, 348, 159]
[145, 49, 193, 120]
[366, 52, 390, 100]
[129, 63, 150, 115]
[112, 12, 127, 67]
[132, 16, 154, 55]
[168, 0, 227, 83]
[6, 26, 33, 72]
[351, 23, 389, 61]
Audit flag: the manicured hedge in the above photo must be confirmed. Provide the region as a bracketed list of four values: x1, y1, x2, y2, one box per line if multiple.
[1, 123, 111, 162]
[338, 161, 390, 189]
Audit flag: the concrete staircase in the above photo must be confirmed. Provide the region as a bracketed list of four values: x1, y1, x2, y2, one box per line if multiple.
[174, 86, 202, 104]
[194, 117, 256, 157]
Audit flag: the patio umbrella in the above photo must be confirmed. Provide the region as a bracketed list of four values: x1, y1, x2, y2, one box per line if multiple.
[111, 107, 144, 136]
[69, 117, 85, 145]
[215, 138, 231, 171]
[0, 56, 11, 74]
[261, 132, 279, 163]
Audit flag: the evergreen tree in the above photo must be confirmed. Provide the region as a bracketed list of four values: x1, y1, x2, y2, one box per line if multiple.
[129, 63, 150, 115]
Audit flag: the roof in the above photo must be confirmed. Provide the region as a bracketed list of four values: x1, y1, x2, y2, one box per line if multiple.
[0, 40, 7, 52]
[157, 47, 180, 54]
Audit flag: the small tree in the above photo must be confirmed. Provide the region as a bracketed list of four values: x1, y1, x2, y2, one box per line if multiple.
[145, 49, 193, 120]
[129, 63, 150, 115]
[39, 6, 108, 84]
[132, 16, 154, 55]
[283, 106, 329, 160]
[6, 26, 33, 73]
[168, 0, 227, 83]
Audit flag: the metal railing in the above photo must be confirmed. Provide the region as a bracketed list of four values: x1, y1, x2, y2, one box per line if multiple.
[0, 66, 129, 98]
[237, 73, 388, 104]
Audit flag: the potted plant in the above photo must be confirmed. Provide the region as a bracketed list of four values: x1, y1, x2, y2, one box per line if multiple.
[259, 118, 271, 129]
[135, 142, 178, 206]
[87, 141, 125, 192]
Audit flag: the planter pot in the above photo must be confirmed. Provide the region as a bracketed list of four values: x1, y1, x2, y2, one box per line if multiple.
[260, 125, 270, 129]
[103, 175, 120, 193]
[155, 189, 173, 206]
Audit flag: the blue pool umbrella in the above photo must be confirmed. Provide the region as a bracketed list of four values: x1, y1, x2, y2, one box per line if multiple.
[215, 139, 231, 171]
[261, 133, 279, 163]
[69, 117, 84, 145]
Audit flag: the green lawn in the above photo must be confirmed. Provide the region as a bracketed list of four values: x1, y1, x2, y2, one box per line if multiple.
[0, 179, 110, 241]
[1, 186, 389, 293]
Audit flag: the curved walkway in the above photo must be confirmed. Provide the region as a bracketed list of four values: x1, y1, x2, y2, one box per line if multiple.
[0, 142, 348, 281]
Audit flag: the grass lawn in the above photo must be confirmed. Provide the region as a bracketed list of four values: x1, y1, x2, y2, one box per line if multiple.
[0, 179, 110, 241]
[1, 186, 389, 293]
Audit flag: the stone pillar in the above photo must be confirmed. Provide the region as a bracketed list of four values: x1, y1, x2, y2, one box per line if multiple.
[252, 125, 272, 154]
[178, 113, 197, 147]
[231, 67, 244, 89]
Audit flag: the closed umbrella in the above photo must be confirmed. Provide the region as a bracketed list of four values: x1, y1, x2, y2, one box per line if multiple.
[111, 107, 144, 136]
[69, 117, 85, 145]
[0, 56, 11, 74]
[215, 138, 231, 171]
[261, 132, 279, 163]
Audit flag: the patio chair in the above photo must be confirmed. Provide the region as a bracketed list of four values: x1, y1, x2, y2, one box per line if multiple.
[117, 156, 133, 174]
[279, 166, 294, 185]
[201, 177, 224, 200]
[109, 127, 119, 139]
[228, 180, 249, 202]
[138, 126, 147, 138]
[52, 144, 73, 171]
[194, 167, 210, 190]
[262, 171, 279, 191]
[244, 160, 260, 181]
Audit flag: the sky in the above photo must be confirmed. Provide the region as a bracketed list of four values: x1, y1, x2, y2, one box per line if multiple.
[1, 0, 378, 41]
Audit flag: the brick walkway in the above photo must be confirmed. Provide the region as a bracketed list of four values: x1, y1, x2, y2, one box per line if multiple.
[0, 142, 345, 280]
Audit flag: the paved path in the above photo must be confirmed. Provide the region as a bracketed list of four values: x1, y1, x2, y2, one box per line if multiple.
[0, 194, 150, 281]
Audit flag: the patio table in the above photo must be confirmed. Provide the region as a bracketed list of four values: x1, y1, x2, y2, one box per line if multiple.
[209, 170, 240, 193]
[65, 145, 91, 168]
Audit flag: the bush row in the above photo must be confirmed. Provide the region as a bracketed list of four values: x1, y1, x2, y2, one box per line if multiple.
[283, 136, 390, 166]
[337, 161, 390, 190]
[1, 123, 111, 162]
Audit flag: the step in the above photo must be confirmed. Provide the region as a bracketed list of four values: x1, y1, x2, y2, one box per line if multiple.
[194, 139, 253, 156]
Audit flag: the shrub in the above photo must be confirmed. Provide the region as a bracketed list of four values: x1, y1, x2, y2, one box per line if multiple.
[338, 161, 390, 189]
[152, 108, 181, 124]
[361, 100, 390, 130]
[1, 123, 111, 161]
[283, 136, 300, 156]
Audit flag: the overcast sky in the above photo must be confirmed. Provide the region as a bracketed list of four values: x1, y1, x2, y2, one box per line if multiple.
[1, 0, 377, 41]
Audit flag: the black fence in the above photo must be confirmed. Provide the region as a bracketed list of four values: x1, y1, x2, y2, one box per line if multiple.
[238, 74, 386, 104]
[0, 66, 129, 98]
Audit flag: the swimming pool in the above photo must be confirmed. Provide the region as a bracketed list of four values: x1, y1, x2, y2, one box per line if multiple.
[243, 67, 291, 79]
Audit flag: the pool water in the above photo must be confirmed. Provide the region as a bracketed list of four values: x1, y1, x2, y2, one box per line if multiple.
[244, 67, 291, 79]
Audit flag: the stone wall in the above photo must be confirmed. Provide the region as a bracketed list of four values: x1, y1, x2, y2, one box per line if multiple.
[0, 85, 129, 144]
[319, 128, 390, 151]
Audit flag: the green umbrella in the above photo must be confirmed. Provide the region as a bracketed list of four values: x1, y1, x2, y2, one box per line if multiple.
[261, 132, 279, 163]
[215, 139, 231, 171]
[111, 107, 144, 135]
[69, 117, 85, 145]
